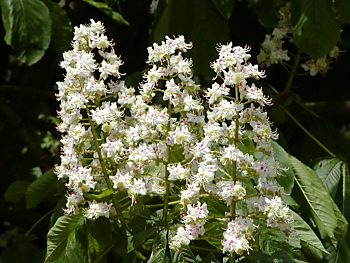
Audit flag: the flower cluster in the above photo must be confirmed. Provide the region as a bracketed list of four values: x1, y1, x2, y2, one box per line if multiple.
[301, 46, 340, 76]
[56, 20, 294, 257]
[257, 3, 292, 67]
[56, 20, 123, 219]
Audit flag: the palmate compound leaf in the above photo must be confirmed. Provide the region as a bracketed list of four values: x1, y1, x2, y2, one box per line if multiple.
[45, 214, 85, 263]
[0, 0, 51, 65]
[291, 156, 348, 248]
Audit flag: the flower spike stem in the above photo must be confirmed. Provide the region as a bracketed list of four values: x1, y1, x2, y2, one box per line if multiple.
[86, 105, 125, 226]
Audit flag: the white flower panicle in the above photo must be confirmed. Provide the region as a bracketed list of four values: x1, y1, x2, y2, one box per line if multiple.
[56, 20, 294, 256]
[171, 41, 293, 255]
[257, 3, 292, 66]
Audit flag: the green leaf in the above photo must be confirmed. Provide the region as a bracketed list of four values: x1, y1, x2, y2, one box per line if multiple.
[314, 158, 343, 199]
[153, 0, 230, 77]
[82, 0, 129, 26]
[0, 0, 51, 65]
[45, 214, 85, 262]
[334, 0, 350, 25]
[86, 218, 113, 258]
[291, 156, 348, 247]
[172, 245, 198, 263]
[43, 0, 72, 55]
[25, 168, 57, 209]
[211, 0, 235, 20]
[293, 0, 341, 59]
[170, 144, 185, 163]
[4, 180, 30, 203]
[293, 212, 328, 260]
[271, 142, 295, 195]
[147, 230, 169, 263]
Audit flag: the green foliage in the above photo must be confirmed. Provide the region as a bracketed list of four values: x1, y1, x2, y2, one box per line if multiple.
[293, 212, 328, 260]
[0, 0, 51, 65]
[25, 168, 58, 209]
[314, 159, 344, 199]
[291, 156, 348, 248]
[45, 214, 85, 262]
[82, 0, 129, 26]
[4, 180, 30, 203]
[43, 0, 72, 55]
[293, 0, 341, 59]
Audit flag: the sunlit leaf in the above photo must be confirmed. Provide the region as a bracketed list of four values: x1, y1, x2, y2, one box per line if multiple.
[291, 156, 348, 247]
[314, 158, 343, 199]
[293, 212, 328, 260]
[0, 0, 51, 65]
[45, 214, 85, 262]
[271, 142, 295, 195]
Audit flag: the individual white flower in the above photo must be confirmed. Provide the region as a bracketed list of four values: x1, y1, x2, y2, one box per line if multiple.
[170, 226, 191, 249]
[183, 202, 208, 224]
[222, 217, 255, 255]
[168, 163, 190, 181]
[85, 200, 112, 220]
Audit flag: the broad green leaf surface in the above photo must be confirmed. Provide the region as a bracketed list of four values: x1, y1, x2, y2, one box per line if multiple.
[43, 0, 72, 55]
[25, 168, 57, 209]
[271, 142, 295, 195]
[0, 0, 51, 65]
[314, 158, 343, 199]
[291, 156, 348, 247]
[153, 0, 230, 77]
[293, 212, 328, 260]
[45, 214, 85, 262]
[4, 180, 30, 203]
[293, 0, 341, 59]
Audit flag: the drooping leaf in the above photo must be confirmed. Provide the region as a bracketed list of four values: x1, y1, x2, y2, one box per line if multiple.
[291, 156, 348, 247]
[293, 212, 328, 260]
[43, 0, 72, 55]
[314, 158, 343, 199]
[4, 180, 30, 203]
[82, 0, 129, 26]
[25, 168, 57, 209]
[334, 0, 350, 25]
[271, 142, 295, 195]
[152, 0, 230, 77]
[45, 214, 85, 262]
[0, 0, 51, 65]
[211, 0, 235, 20]
[293, 0, 341, 59]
